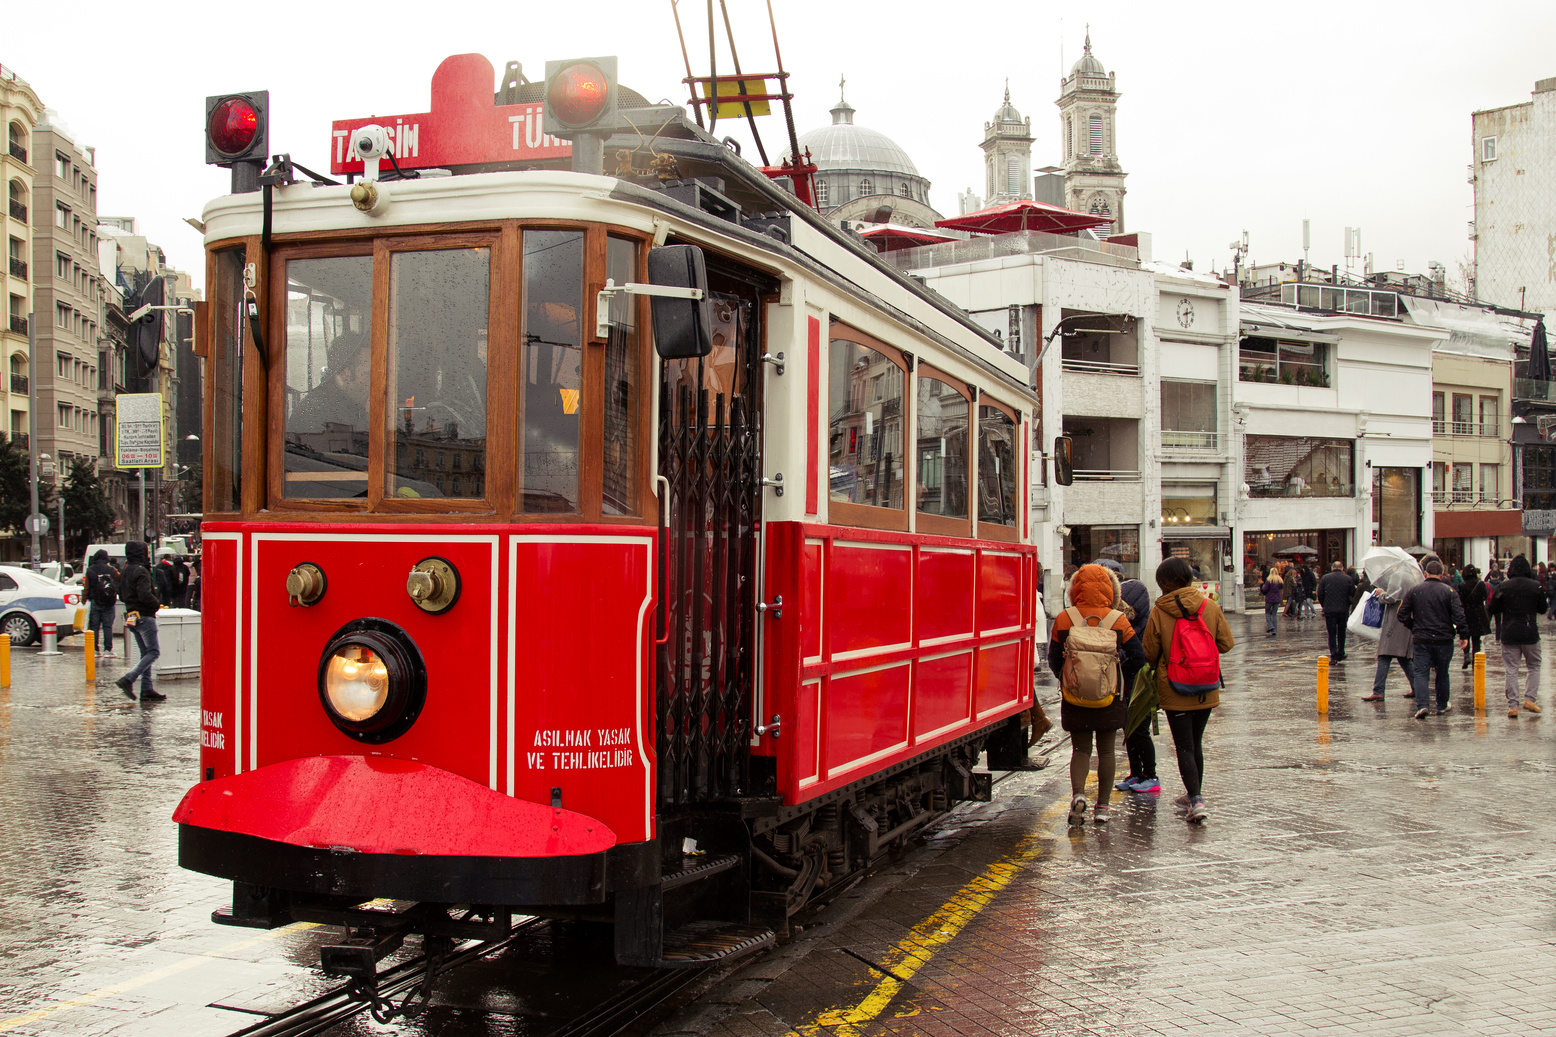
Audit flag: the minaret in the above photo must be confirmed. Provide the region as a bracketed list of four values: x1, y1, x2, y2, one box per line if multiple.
[981, 80, 1034, 204]
[1056, 30, 1126, 231]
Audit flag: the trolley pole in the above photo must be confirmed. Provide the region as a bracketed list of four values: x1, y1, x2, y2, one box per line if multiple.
[27, 316, 40, 568]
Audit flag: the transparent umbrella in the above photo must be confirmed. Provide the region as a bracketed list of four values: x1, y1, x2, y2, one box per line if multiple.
[1363, 546, 1422, 601]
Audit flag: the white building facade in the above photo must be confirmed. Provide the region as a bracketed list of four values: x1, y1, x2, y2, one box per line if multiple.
[1471, 76, 1555, 318]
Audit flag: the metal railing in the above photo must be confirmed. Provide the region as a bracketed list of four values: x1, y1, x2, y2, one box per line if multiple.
[1431, 419, 1497, 437]
[1160, 430, 1219, 450]
[8, 315, 24, 335]
[1071, 469, 1142, 481]
[1246, 483, 1354, 498]
[885, 228, 1139, 272]
[9, 374, 25, 394]
[7, 200, 24, 222]
[7, 141, 25, 164]
[1515, 378, 1556, 403]
[1061, 358, 1140, 376]
[7, 257, 24, 280]
[1428, 490, 1514, 507]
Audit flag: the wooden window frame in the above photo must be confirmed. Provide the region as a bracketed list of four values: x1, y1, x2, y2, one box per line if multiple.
[914, 363, 973, 539]
[976, 396, 1021, 543]
[827, 325, 910, 533]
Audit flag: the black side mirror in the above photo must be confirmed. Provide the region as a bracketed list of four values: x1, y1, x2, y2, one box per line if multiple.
[647, 245, 713, 359]
[1052, 435, 1074, 486]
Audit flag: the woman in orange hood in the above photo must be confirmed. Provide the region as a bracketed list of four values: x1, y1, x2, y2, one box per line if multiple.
[1048, 563, 1144, 826]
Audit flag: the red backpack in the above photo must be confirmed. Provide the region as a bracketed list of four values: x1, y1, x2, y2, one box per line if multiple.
[1167, 603, 1221, 695]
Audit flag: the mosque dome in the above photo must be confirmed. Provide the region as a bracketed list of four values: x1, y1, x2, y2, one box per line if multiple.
[788, 97, 920, 177]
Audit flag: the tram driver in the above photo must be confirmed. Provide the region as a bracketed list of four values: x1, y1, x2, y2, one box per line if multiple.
[290, 331, 371, 436]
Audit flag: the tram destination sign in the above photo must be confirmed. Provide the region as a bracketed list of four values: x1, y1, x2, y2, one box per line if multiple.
[330, 53, 570, 175]
[115, 392, 164, 468]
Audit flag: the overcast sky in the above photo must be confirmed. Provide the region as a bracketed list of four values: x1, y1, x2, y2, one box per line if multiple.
[7, 1, 1553, 297]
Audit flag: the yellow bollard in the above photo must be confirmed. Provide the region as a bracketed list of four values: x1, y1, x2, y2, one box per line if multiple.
[1317, 655, 1329, 714]
[1473, 652, 1486, 711]
[0, 633, 8, 687]
[84, 631, 95, 682]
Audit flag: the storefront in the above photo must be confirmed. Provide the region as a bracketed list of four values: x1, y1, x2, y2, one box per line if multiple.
[1065, 524, 1141, 579]
[1242, 529, 1350, 589]
[1162, 488, 1230, 593]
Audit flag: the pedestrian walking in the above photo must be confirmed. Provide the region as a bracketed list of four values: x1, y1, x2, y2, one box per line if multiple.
[1545, 564, 1556, 621]
[115, 541, 166, 702]
[1316, 561, 1356, 661]
[1486, 562, 1507, 640]
[1143, 556, 1234, 824]
[171, 555, 191, 608]
[83, 549, 118, 656]
[1398, 560, 1469, 719]
[1300, 563, 1318, 618]
[1260, 570, 1283, 636]
[1488, 554, 1548, 718]
[1361, 582, 1414, 702]
[1101, 561, 1158, 794]
[1048, 564, 1143, 827]
[1456, 565, 1491, 669]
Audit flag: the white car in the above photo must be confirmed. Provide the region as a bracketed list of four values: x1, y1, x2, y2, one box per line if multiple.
[0, 565, 83, 645]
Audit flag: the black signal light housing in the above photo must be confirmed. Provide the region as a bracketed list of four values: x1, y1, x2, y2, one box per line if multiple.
[205, 91, 269, 166]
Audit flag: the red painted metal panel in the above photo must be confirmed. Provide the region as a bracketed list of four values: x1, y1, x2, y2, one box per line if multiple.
[974, 641, 1022, 716]
[174, 755, 614, 857]
[824, 663, 910, 774]
[977, 550, 1022, 632]
[827, 543, 912, 655]
[916, 549, 974, 643]
[197, 533, 240, 780]
[914, 651, 972, 737]
[806, 315, 820, 515]
[800, 542, 822, 660]
[796, 681, 820, 781]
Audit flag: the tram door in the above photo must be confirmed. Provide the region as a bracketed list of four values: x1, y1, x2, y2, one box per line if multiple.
[655, 265, 769, 807]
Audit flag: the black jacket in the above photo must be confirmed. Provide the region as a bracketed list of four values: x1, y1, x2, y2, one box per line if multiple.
[1457, 577, 1492, 637]
[119, 543, 161, 616]
[85, 560, 118, 609]
[1489, 576, 1548, 646]
[1399, 578, 1468, 643]
[1316, 570, 1355, 614]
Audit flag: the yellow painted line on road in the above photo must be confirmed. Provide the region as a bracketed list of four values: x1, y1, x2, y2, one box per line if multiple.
[0, 921, 320, 1031]
[784, 791, 1074, 1037]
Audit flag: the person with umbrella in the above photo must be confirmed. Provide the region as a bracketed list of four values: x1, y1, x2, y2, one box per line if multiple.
[1399, 560, 1470, 719]
[1360, 546, 1425, 704]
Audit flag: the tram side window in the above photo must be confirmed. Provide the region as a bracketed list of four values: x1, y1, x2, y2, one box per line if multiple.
[283, 256, 373, 499]
[210, 247, 244, 512]
[386, 247, 491, 500]
[522, 230, 583, 513]
[915, 373, 969, 522]
[602, 236, 638, 516]
[977, 404, 1019, 528]
[828, 336, 904, 512]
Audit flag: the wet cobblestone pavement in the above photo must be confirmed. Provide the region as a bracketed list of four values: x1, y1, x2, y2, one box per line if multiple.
[1, 611, 1554, 1035]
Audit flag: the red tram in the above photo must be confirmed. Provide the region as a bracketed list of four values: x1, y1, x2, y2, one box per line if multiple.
[174, 54, 1041, 972]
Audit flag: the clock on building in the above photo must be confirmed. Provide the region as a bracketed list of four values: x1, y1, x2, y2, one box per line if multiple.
[1176, 298, 1195, 329]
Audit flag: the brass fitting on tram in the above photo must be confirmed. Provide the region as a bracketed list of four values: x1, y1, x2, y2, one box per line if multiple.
[406, 557, 461, 615]
[286, 563, 327, 607]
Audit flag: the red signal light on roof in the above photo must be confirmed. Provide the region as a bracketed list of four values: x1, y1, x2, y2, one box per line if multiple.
[547, 63, 610, 128]
[208, 97, 259, 157]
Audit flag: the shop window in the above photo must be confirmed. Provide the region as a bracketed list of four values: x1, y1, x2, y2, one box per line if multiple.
[1374, 467, 1420, 547]
[977, 404, 1018, 531]
[828, 331, 905, 528]
[282, 254, 373, 499]
[1238, 336, 1330, 387]
[915, 370, 970, 532]
[1067, 525, 1139, 579]
[1245, 436, 1353, 497]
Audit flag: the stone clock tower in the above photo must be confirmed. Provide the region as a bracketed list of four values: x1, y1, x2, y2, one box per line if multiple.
[1057, 31, 1126, 232]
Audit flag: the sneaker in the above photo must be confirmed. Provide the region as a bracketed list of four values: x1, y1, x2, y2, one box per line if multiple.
[1186, 798, 1209, 823]
[141, 688, 166, 702]
[1093, 803, 1110, 824]
[1067, 795, 1087, 827]
[1523, 700, 1542, 714]
[115, 677, 135, 700]
[1115, 775, 1138, 792]
[1128, 776, 1162, 793]
[1414, 707, 1430, 720]
[1172, 794, 1190, 809]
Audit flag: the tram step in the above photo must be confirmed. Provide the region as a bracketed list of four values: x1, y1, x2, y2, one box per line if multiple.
[656, 920, 775, 968]
[660, 852, 742, 891]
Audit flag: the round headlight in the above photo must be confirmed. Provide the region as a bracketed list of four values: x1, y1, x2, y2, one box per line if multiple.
[316, 619, 426, 743]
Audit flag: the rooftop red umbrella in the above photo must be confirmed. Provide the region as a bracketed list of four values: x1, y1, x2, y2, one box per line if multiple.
[857, 222, 957, 252]
[934, 199, 1113, 236]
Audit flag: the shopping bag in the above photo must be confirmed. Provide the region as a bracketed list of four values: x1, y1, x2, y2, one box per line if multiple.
[1362, 595, 1384, 628]
[1346, 594, 1381, 641]
[1124, 664, 1159, 738]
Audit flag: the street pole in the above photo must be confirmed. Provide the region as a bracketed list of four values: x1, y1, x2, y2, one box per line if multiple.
[57, 496, 64, 569]
[138, 469, 145, 545]
[27, 315, 39, 568]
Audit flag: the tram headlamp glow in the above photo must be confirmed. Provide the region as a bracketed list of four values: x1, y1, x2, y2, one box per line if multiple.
[316, 619, 427, 744]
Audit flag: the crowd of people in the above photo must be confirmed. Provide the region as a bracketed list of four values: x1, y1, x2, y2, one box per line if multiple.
[82, 541, 202, 703]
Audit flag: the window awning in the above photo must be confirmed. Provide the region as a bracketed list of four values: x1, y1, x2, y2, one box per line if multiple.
[1402, 297, 1525, 358]
[1162, 525, 1232, 540]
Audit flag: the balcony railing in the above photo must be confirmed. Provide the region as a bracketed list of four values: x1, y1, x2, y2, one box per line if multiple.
[885, 228, 1140, 273]
[7, 200, 24, 222]
[7, 257, 24, 280]
[8, 315, 24, 335]
[1061, 358, 1140, 376]
[1429, 490, 1515, 507]
[1247, 482, 1355, 498]
[1072, 469, 1143, 481]
[1431, 419, 1498, 437]
[9, 374, 25, 393]
[1160, 430, 1219, 451]
[7, 141, 25, 164]
[1514, 378, 1556, 403]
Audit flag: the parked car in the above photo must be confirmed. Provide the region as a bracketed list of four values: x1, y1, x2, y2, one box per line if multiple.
[0, 565, 83, 645]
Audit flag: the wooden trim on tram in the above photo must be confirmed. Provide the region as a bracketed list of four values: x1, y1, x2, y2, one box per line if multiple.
[914, 363, 975, 541]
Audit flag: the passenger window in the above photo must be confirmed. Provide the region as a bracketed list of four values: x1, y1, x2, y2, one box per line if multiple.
[0, 573, 15, 592]
[522, 230, 583, 513]
[283, 256, 373, 498]
[828, 335, 904, 513]
[915, 373, 969, 523]
[385, 247, 491, 500]
[210, 247, 244, 512]
[602, 236, 639, 516]
[977, 404, 1019, 528]
[665, 292, 749, 425]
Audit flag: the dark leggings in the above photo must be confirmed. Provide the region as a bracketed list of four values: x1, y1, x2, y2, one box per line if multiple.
[1165, 709, 1212, 799]
[1124, 723, 1156, 779]
[1464, 634, 1482, 665]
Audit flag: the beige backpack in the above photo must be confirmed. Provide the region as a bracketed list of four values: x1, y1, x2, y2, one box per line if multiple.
[1060, 607, 1123, 708]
